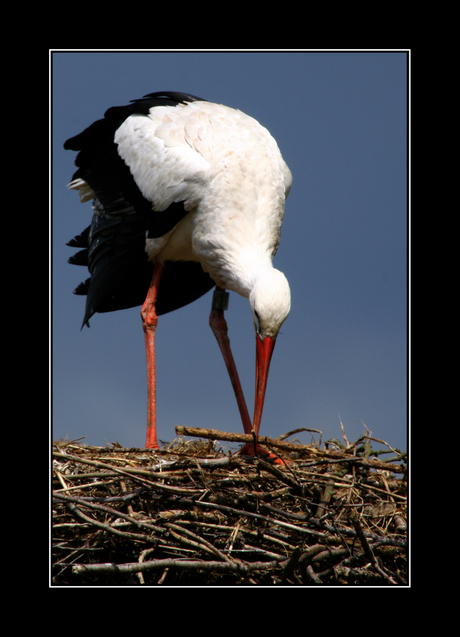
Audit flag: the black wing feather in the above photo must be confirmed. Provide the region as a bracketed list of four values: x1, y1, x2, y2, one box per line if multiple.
[64, 92, 214, 328]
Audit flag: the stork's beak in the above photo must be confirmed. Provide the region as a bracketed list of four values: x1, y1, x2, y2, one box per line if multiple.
[253, 335, 276, 436]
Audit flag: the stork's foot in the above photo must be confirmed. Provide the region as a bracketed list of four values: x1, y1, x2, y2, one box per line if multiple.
[145, 438, 160, 450]
[238, 442, 287, 466]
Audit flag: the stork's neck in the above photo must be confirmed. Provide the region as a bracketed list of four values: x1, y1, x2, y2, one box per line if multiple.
[205, 249, 276, 300]
[191, 199, 284, 300]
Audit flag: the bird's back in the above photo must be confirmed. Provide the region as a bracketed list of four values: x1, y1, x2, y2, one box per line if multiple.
[117, 99, 292, 297]
[65, 92, 292, 326]
[65, 92, 216, 327]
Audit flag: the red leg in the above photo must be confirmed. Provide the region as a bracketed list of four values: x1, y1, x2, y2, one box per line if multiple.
[141, 262, 165, 449]
[209, 288, 252, 434]
[209, 287, 285, 465]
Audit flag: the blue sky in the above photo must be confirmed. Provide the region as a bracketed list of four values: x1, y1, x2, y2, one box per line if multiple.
[52, 51, 408, 454]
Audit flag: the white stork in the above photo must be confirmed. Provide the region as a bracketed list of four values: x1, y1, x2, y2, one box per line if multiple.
[65, 91, 292, 460]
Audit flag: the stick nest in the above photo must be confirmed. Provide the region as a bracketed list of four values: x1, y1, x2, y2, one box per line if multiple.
[52, 427, 407, 586]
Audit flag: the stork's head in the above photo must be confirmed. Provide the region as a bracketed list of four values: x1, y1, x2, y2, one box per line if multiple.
[249, 267, 291, 435]
[250, 267, 291, 339]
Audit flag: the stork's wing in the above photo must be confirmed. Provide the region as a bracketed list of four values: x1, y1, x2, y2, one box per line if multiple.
[64, 92, 215, 327]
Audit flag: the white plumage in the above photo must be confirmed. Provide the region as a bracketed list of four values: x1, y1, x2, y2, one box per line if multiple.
[115, 101, 292, 315]
[66, 92, 292, 458]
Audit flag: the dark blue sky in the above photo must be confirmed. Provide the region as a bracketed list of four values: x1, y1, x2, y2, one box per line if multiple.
[52, 51, 408, 454]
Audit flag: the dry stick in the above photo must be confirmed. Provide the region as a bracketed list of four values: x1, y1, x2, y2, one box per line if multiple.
[54, 471, 406, 549]
[172, 497, 327, 540]
[157, 567, 169, 585]
[277, 427, 323, 444]
[306, 564, 323, 584]
[175, 426, 405, 474]
[166, 528, 221, 560]
[53, 492, 165, 535]
[59, 497, 156, 544]
[175, 496, 407, 548]
[165, 522, 234, 563]
[176, 426, 308, 450]
[311, 546, 351, 564]
[257, 458, 302, 492]
[53, 451, 204, 496]
[315, 477, 336, 519]
[226, 520, 242, 556]
[349, 511, 397, 585]
[283, 544, 304, 584]
[73, 558, 282, 576]
[120, 481, 135, 517]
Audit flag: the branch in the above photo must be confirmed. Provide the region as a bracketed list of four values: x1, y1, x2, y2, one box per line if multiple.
[73, 558, 282, 576]
[175, 426, 406, 474]
[349, 512, 398, 585]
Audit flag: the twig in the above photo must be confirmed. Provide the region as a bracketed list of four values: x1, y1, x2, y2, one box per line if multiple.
[349, 512, 398, 585]
[174, 497, 330, 539]
[165, 522, 233, 563]
[174, 427, 406, 474]
[277, 428, 323, 447]
[58, 497, 156, 544]
[72, 558, 282, 576]
[283, 543, 304, 584]
[53, 451, 205, 496]
[306, 564, 323, 584]
[53, 492, 165, 534]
